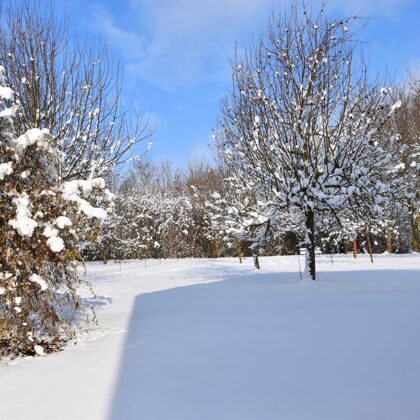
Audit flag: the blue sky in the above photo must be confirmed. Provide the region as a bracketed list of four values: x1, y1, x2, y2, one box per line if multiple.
[59, 0, 418, 166]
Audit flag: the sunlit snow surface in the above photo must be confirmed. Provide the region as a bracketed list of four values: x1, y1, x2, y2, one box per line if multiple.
[1, 254, 420, 420]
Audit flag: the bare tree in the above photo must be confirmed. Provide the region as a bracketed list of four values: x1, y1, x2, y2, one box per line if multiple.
[0, 0, 152, 181]
[216, 3, 400, 279]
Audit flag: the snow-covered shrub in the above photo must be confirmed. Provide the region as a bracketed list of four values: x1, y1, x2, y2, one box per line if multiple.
[0, 68, 109, 358]
[205, 178, 269, 265]
[100, 190, 195, 260]
[85, 160, 226, 262]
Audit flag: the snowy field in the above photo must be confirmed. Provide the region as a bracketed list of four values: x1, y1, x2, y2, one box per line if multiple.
[1, 254, 420, 420]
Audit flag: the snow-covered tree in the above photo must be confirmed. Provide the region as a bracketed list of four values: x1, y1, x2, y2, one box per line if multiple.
[0, 67, 109, 358]
[91, 159, 233, 262]
[392, 77, 420, 251]
[205, 178, 272, 267]
[215, 4, 401, 279]
[0, 1, 152, 180]
[102, 190, 195, 260]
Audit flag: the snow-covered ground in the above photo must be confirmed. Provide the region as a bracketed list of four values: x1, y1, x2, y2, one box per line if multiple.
[1, 254, 420, 420]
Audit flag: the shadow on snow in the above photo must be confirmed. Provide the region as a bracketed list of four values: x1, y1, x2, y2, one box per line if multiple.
[108, 265, 420, 420]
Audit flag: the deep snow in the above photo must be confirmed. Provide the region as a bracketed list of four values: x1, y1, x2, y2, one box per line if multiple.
[1, 254, 420, 420]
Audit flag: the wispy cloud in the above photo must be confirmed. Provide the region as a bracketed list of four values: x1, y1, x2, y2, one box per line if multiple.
[89, 0, 281, 89]
[87, 0, 411, 90]
[87, 4, 146, 59]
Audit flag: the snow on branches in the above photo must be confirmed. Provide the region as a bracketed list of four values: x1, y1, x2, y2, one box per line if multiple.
[391, 77, 420, 251]
[100, 190, 195, 261]
[0, 2, 152, 181]
[215, 4, 402, 279]
[205, 178, 272, 266]
[0, 66, 110, 358]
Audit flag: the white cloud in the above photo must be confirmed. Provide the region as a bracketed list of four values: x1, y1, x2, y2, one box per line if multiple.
[88, 0, 410, 90]
[88, 4, 146, 59]
[89, 0, 281, 89]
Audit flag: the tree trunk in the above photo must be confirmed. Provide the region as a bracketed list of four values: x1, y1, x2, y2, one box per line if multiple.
[102, 243, 109, 265]
[236, 239, 243, 264]
[305, 209, 316, 280]
[211, 239, 219, 258]
[386, 223, 393, 253]
[278, 236, 283, 256]
[353, 237, 358, 259]
[365, 225, 374, 263]
[253, 253, 260, 269]
[410, 207, 419, 252]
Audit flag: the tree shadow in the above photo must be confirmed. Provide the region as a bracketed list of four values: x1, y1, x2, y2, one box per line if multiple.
[82, 295, 113, 308]
[108, 266, 420, 420]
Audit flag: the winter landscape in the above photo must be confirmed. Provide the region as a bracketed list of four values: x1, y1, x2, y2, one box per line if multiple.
[0, 0, 419, 419]
[1, 254, 420, 420]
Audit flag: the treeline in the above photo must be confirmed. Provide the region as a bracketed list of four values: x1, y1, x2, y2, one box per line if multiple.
[84, 160, 226, 261]
[87, 67, 419, 267]
[83, 5, 420, 276]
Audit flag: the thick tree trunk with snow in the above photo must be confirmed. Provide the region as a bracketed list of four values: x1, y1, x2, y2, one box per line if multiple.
[305, 209, 316, 280]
